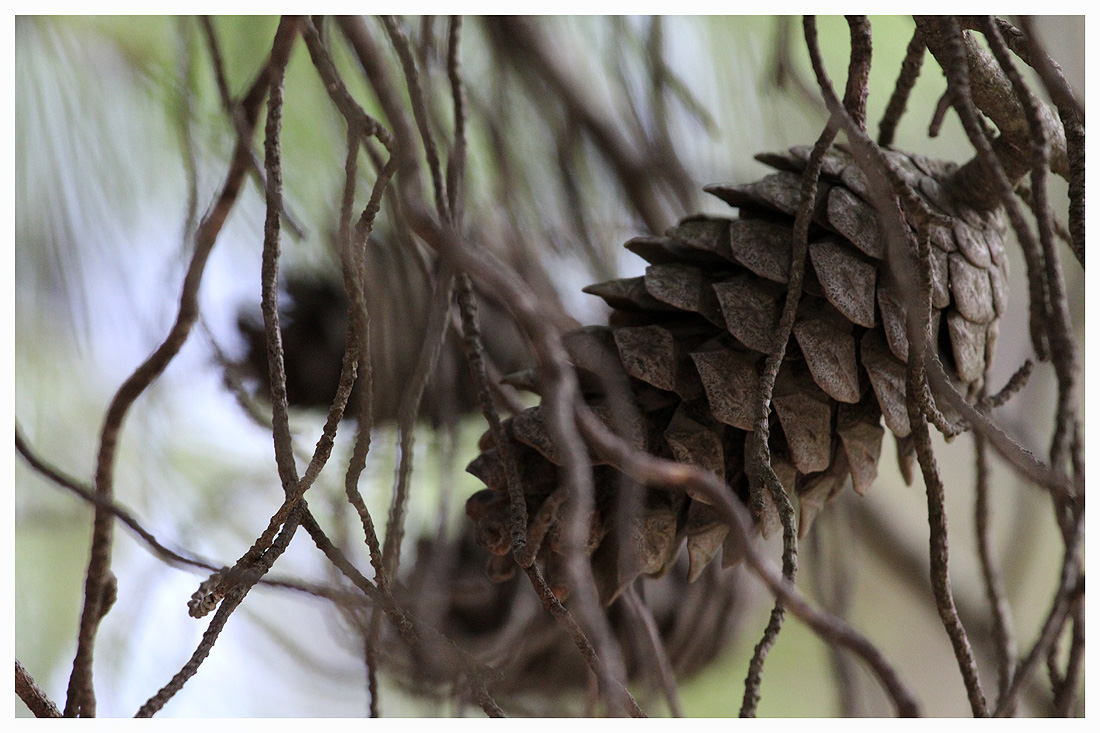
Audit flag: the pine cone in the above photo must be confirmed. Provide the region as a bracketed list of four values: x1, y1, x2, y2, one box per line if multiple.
[466, 145, 1008, 605]
[384, 528, 745, 701]
[235, 242, 529, 427]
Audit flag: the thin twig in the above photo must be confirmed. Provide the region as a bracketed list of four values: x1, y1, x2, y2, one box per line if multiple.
[977, 17, 1080, 501]
[61, 18, 300, 718]
[740, 123, 836, 719]
[842, 16, 872, 131]
[915, 16, 1053, 361]
[299, 492, 509, 717]
[20, 417, 377, 609]
[810, 506, 860, 717]
[198, 16, 306, 240]
[878, 30, 926, 147]
[522, 563, 644, 717]
[905, 215, 988, 721]
[926, 355, 1075, 503]
[622, 583, 684, 717]
[302, 18, 507, 716]
[16, 424, 218, 573]
[993, 513, 1083, 716]
[483, 16, 672, 234]
[445, 15, 467, 221]
[336, 125, 386, 584]
[176, 17, 200, 247]
[381, 270, 456, 576]
[16, 659, 62, 718]
[923, 16, 1069, 180]
[973, 427, 1017, 712]
[990, 16, 1083, 123]
[1050, 604, 1084, 716]
[382, 14, 450, 223]
[980, 359, 1033, 410]
[136, 506, 304, 717]
[803, 13, 988, 715]
[334, 16, 422, 190]
[767, 15, 824, 108]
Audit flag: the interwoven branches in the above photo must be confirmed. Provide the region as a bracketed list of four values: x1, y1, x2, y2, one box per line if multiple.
[15, 14, 1082, 719]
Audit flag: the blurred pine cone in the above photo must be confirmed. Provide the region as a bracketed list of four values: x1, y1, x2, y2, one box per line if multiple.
[236, 237, 529, 427]
[382, 528, 745, 705]
[466, 144, 1008, 605]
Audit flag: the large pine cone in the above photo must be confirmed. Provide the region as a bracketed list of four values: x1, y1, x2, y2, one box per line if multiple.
[467, 145, 1008, 605]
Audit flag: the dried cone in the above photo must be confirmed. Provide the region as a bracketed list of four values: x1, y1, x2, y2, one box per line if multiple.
[384, 529, 745, 702]
[467, 145, 1008, 605]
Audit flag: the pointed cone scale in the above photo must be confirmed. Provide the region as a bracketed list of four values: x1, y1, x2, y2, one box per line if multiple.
[511, 406, 563, 465]
[613, 324, 679, 391]
[953, 220, 993, 269]
[583, 277, 677, 313]
[687, 523, 729, 582]
[725, 219, 793, 284]
[809, 237, 877, 327]
[563, 326, 626, 379]
[664, 409, 726, 494]
[712, 275, 782, 353]
[984, 321, 999, 378]
[989, 263, 1008, 317]
[690, 348, 759, 431]
[838, 413, 884, 496]
[895, 433, 917, 486]
[500, 368, 540, 393]
[792, 316, 861, 403]
[948, 253, 996, 324]
[721, 526, 747, 568]
[827, 186, 884, 259]
[705, 171, 815, 215]
[645, 263, 725, 325]
[773, 390, 833, 474]
[666, 216, 732, 261]
[918, 173, 958, 217]
[624, 235, 695, 266]
[797, 449, 849, 538]
[762, 144, 851, 179]
[946, 310, 988, 383]
[876, 286, 910, 363]
[617, 501, 682, 586]
[929, 246, 952, 309]
[466, 449, 505, 490]
[683, 496, 723, 535]
[861, 330, 911, 437]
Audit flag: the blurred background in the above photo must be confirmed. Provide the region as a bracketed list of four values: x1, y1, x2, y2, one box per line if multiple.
[14, 15, 1084, 716]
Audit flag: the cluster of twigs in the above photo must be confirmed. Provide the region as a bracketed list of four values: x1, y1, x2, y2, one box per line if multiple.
[15, 15, 1082, 717]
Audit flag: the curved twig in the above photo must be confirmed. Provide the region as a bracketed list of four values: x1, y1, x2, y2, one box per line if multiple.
[973, 428, 1017, 712]
[16, 660, 62, 718]
[740, 124, 836, 718]
[878, 30, 926, 147]
[62, 18, 301, 718]
[803, 14, 990, 715]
